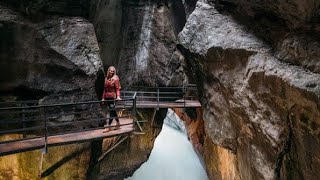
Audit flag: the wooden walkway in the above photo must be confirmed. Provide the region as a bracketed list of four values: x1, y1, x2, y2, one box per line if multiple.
[0, 118, 133, 156]
[136, 100, 201, 108]
[0, 85, 202, 156]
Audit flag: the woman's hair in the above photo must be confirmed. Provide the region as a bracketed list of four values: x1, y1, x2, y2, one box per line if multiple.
[107, 66, 116, 77]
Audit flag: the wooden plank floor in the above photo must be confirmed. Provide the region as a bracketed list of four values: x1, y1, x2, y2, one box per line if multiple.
[0, 118, 133, 156]
[0, 100, 201, 156]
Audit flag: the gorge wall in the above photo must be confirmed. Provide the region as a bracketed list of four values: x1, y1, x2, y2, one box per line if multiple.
[0, 1, 102, 179]
[92, 0, 189, 87]
[1, 0, 320, 179]
[0, 0, 197, 179]
[178, 0, 320, 179]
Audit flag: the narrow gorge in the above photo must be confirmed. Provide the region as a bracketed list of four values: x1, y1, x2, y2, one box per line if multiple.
[0, 0, 319, 180]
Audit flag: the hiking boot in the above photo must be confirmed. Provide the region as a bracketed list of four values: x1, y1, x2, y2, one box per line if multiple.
[103, 125, 110, 133]
[103, 127, 110, 133]
[115, 122, 120, 129]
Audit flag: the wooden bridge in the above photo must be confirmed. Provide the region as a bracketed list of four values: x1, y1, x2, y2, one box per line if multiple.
[0, 85, 200, 157]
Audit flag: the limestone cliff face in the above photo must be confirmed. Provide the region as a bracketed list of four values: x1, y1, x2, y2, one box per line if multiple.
[213, 0, 320, 29]
[211, 0, 320, 74]
[178, 0, 320, 179]
[90, 0, 188, 87]
[0, 140, 91, 180]
[0, 2, 102, 102]
[89, 0, 122, 70]
[0, 1, 194, 179]
[173, 106, 240, 180]
[92, 109, 166, 180]
[0, 2, 102, 179]
[1, 0, 89, 17]
[172, 108, 206, 155]
[5, 0, 319, 179]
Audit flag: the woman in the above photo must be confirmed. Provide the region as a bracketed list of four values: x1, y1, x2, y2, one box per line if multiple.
[102, 66, 122, 132]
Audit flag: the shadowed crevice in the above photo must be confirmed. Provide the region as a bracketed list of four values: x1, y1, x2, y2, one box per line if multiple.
[41, 146, 90, 178]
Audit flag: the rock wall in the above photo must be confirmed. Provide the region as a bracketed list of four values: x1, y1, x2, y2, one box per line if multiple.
[0, 134, 92, 179]
[91, 109, 165, 180]
[203, 136, 240, 180]
[1, 0, 89, 17]
[0, 0, 197, 179]
[7, 0, 318, 179]
[0, 2, 102, 102]
[114, 0, 188, 86]
[0, 2, 102, 179]
[88, 0, 192, 89]
[172, 108, 205, 155]
[178, 0, 320, 179]
[89, 0, 122, 70]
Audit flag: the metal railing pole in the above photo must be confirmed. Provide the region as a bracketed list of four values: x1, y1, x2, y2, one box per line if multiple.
[41, 106, 48, 154]
[21, 103, 26, 138]
[183, 85, 186, 108]
[39, 106, 47, 180]
[132, 92, 138, 131]
[133, 92, 137, 120]
[157, 88, 159, 110]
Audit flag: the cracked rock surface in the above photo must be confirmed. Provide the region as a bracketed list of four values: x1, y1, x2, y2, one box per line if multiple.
[179, 0, 320, 179]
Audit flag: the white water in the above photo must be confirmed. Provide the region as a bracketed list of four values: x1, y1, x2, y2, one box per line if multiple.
[125, 109, 209, 180]
[134, 4, 155, 71]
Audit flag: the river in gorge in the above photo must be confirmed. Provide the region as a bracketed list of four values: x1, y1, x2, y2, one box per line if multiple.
[125, 109, 209, 180]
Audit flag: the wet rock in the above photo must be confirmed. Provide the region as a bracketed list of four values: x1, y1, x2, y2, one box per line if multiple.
[1, 0, 89, 17]
[0, 4, 103, 101]
[212, 0, 320, 28]
[178, 0, 320, 179]
[89, 0, 122, 69]
[0, 4, 103, 179]
[275, 34, 320, 73]
[115, 0, 187, 87]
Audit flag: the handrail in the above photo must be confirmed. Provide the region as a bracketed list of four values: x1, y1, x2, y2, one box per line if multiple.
[0, 98, 135, 111]
[0, 85, 199, 150]
[0, 95, 137, 147]
[121, 85, 198, 100]
[121, 84, 197, 89]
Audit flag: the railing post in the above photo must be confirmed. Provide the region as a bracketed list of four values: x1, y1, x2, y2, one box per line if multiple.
[41, 106, 48, 154]
[157, 88, 159, 110]
[183, 84, 186, 108]
[133, 92, 137, 120]
[21, 102, 26, 138]
[132, 92, 138, 131]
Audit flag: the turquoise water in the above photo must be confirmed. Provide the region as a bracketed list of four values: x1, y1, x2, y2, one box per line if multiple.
[125, 109, 208, 180]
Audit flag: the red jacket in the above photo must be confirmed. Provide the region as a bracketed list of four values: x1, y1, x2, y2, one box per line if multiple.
[102, 75, 121, 99]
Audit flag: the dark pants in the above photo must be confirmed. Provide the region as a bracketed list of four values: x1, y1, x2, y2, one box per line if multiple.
[106, 98, 119, 125]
